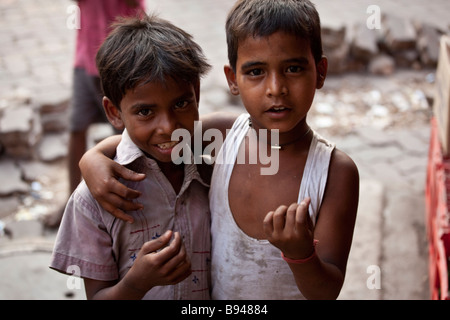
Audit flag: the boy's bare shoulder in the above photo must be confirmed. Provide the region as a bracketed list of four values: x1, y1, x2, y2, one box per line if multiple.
[329, 147, 359, 184]
[331, 147, 357, 167]
[200, 111, 240, 136]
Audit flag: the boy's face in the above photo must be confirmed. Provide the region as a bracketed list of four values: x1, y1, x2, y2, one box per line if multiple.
[103, 78, 200, 163]
[225, 31, 327, 133]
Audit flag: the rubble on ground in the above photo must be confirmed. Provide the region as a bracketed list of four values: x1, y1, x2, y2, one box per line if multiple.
[0, 13, 445, 226]
[323, 13, 447, 75]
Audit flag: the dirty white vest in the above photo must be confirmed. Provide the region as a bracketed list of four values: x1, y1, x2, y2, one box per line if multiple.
[209, 113, 335, 299]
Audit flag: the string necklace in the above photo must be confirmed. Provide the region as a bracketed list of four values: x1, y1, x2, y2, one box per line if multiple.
[248, 118, 311, 150]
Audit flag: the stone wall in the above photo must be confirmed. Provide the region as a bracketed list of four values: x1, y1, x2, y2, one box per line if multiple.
[323, 13, 447, 75]
[0, 14, 447, 164]
[0, 12, 447, 205]
[0, 89, 69, 162]
[0, 88, 70, 218]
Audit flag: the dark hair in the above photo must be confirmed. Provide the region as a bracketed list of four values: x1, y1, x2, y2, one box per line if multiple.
[96, 14, 211, 108]
[226, 0, 323, 71]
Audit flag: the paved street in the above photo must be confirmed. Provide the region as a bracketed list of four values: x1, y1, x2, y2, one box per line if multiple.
[1, 0, 449, 300]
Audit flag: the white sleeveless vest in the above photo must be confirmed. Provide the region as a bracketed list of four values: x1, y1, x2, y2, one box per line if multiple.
[209, 113, 335, 299]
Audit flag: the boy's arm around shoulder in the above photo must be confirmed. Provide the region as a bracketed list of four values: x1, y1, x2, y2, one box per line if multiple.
[79, 112, 238, 222]
[79, 134, 146, 223]
[289, 148, 359, 299]
[200, 111, 240, 139]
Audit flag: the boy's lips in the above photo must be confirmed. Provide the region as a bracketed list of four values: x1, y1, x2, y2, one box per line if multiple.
[266, 104, 291, 112]
[155, 141, 179, 150]
[265, 105, 291, 118]
[151, 141, 180, 159]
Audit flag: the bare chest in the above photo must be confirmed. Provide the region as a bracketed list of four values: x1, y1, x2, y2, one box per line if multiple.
[228, 161, 304, 239]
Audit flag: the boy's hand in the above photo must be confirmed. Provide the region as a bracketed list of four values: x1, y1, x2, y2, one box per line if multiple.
[80, 146, 145, 223]
[123, 231, 192, 294]
[263, 198, 315, 260]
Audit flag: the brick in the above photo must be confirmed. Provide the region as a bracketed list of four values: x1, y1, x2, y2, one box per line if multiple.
[368, 54, 395, 75]
[0, 160, 29, 196]
[352, 22, 380, 62]
[382, 14, 417, 51]
[36, 133, 68, 162]
[0, 103, 42, 158]
[415, 22, 443, 67]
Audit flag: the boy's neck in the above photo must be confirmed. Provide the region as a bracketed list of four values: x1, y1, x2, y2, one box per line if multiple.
[143, 150, 185, 194]
[249, 118, 312, 152]
[159, 161, 185, 195]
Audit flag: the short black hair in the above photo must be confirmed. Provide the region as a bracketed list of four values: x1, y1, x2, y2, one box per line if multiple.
[96, 13, 211, 108]
[226, 0, 323, 71]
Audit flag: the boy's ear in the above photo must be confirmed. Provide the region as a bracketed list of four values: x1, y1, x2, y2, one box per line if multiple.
[102, 97, 125, 131]
[316, 56, 328, 89]
[224, 65, 240, 95]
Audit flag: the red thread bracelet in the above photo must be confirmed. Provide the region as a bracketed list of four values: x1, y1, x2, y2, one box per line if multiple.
[281, 250, 316, 264]
[281, 239, 319, 264]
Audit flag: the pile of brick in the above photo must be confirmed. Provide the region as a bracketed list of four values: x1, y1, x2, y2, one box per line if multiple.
[0, 89, 69, 162]
[0, 91, 70, 211]
[323, 13, 448, 75]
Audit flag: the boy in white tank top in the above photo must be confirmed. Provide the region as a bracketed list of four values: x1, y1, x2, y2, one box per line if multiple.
[79, 0, 359, 300]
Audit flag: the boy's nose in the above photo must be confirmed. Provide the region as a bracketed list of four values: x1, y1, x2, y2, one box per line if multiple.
[266, 73, 288, 97]
[157, 112, 178, 135]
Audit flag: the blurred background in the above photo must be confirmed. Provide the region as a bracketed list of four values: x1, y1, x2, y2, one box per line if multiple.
[0, 0, 449, 300]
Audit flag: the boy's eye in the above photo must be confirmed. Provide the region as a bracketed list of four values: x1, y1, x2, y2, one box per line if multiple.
[248, 68, 264, 76]
[174, 100, 189, 109]
[138, 108, 153, 116]
[286, 65, 303, 73]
